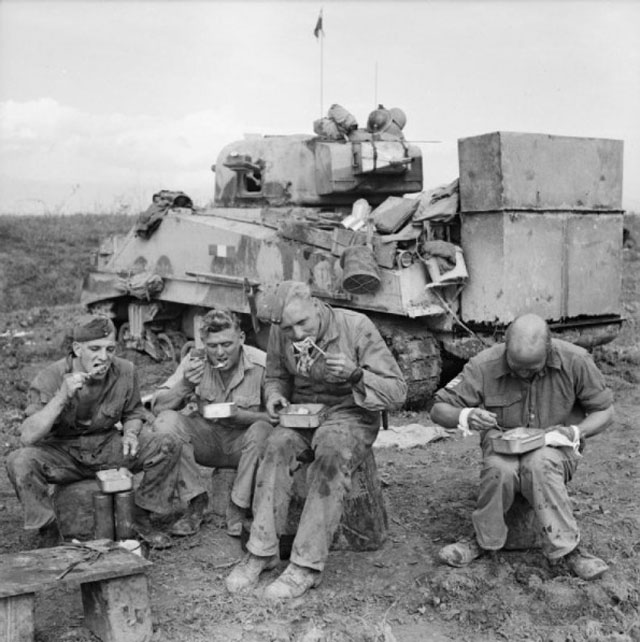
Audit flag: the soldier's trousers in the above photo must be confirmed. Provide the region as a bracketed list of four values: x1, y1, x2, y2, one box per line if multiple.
[5, 428, 185, 530]
[153, 411, 273, 510]
[473, 430, 580, 559]
[246, 406, 379, 572]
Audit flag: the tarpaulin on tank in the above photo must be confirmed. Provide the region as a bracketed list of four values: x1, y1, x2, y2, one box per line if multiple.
[413, 179, 459, 223]
[116, 271, 164, 300]
[372, 196, 419, 234]
[135, 190, 194, 239]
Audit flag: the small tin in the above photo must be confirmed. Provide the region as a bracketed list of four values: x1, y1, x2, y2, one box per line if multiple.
[202, 402, 237, 419]
[114, 490, 136, 540]
[93, 492, 115, 540]
[96, 468, 133, 493]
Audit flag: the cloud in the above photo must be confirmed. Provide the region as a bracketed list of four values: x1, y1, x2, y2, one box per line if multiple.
[0, 98, 247, 213]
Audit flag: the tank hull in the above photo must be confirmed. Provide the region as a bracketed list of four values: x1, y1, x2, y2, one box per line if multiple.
[82, 128, 625, 407]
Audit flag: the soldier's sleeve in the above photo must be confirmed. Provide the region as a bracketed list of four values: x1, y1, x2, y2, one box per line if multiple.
[263, 325, 292, 400]
[120, 367, 147, 424]
[157, 355, 189, 390]
[24, 366, 62, 416]
[351, 317, 407, 411]
[573, 353, 614, 413]
[433, 356, 486, 409]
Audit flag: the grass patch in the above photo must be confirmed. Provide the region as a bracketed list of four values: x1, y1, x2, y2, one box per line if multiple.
[0, 213, 135, 312]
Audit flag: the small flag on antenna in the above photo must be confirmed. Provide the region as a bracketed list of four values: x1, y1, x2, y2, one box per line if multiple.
[313, 10, 323, 38]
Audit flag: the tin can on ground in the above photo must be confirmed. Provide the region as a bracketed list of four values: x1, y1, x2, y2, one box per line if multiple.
[93, 492, 115, 540]
[114, 490, 136, 540]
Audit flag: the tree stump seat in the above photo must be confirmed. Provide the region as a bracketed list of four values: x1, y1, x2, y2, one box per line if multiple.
[215, 449, 388, 555]
[286, 448, 388, 553]
[0, 542, 152, 642]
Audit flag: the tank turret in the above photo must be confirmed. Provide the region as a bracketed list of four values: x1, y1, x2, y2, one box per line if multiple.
[81, 106, 624, 408]
[213, 131, 422, 208]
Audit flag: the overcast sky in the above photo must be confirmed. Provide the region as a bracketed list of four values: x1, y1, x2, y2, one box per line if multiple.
[1, 0, 639, 214]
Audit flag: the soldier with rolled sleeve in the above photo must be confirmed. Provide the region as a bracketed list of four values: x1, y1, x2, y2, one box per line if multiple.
[6, 314, 184, 548]
[152, 308, 274, 537]
[430, 313, 614, 580]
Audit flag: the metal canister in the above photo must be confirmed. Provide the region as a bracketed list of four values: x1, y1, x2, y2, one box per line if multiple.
[114, 490, 136, 540]
[93, 492, 115, 540]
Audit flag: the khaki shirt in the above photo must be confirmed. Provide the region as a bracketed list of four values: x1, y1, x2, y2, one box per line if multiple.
[434, 338, 613, 429]
[26, 356, 146, 439]
[264, 302, 406, 412]
[159, 345, 266, 412]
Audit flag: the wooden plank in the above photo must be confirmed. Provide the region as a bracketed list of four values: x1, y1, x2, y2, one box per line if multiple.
[280, 221, 334, 250]
[0, 544, 151, 599]
[81, 574, 152, 642]
[0, 593, 35, 642]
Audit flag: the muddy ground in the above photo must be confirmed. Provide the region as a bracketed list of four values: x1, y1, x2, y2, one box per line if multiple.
[0, 220, 639, 642]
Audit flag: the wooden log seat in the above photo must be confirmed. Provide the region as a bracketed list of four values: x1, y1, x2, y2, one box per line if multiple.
[0, 541, 152, 642]
[285, 448, 388, 553]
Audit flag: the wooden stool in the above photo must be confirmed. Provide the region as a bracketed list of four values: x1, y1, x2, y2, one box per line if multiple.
[0, 542, 152, 642]
[285, 449, 388, 553]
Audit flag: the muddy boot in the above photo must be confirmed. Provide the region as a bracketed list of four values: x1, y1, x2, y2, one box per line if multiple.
[133, 506, 172, 549]
[225, 553, 280, 594]
[169, 492, 208, 537]
[263, 562, 322, 600]
[438, 537, 485, 568]
[564, 547, 609, 580]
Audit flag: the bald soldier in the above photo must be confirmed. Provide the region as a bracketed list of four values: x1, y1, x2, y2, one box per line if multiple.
[430, 314, 614, 580]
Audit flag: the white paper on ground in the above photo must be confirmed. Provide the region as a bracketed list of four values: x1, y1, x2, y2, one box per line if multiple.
[374, 423, 449, 449]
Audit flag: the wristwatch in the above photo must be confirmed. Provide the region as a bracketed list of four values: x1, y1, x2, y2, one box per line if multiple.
[349, 367, 364, 384]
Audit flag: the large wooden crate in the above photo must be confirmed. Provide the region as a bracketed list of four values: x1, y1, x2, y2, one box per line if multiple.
[458, 132, 623, 212]
[460, 211, 623, 324]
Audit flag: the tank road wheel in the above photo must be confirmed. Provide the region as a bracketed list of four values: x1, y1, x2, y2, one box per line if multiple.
[157, 332, 177, 365]
[373, 318, 442, 410]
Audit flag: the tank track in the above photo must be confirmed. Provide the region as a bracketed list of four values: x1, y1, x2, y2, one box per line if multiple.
[372, 316, 442, 409]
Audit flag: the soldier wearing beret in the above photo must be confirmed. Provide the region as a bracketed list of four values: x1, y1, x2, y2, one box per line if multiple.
[5, 314, 187, 548]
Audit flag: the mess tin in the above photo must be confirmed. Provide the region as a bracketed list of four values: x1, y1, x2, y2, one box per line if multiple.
[202, 401, 237, 419]
[96, 467, 133, 493]
[491, 427, 545, 455]
[278, 403, 327, 429]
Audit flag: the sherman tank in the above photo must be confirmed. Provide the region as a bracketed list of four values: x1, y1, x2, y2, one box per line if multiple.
[81, 104, 625, 407]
